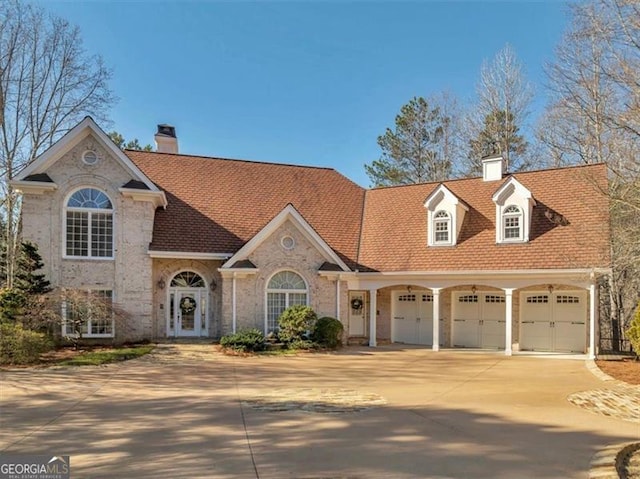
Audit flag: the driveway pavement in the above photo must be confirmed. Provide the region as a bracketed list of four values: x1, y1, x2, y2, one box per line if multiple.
[1, 344, 638, 479]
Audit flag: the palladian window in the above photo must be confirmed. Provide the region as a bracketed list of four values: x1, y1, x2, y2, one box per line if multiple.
[266, 270, 308, 333]
[503, 205, 523, 240]
[65, 188, 113, 258]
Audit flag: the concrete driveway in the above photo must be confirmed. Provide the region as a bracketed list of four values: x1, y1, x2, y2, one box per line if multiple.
[1, 344, 638, 479]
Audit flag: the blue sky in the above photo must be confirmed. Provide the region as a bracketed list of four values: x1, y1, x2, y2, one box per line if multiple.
[39, 1, 569, 187]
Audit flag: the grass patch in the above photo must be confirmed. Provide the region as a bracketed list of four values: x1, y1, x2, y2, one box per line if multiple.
[58, 345, 154, 366]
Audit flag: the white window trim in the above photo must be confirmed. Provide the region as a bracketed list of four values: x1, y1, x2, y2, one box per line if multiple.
[432, 210, 452, 246]
[500, 204, 524, 243]
[61, 290, 115, 338]
[63, 187, 115, 260]
[264, 270, 309, 334]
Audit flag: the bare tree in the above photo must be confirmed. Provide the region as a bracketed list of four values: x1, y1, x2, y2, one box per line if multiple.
[0, 1, 114, 287]
[463, 44, 534, 175]
[540, 0, 640, 351]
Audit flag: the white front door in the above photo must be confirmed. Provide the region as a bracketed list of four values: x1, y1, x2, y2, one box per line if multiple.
[168, 289, 207, 337]
[348, 291, 367, 336]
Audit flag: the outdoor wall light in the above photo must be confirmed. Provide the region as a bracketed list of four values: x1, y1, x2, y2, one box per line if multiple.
[157, 278, 166, 290]
[548, 284, 554, 294]
[471, 285, 477, 294]
[407, 286, 412, 294]
[210, 279, 217, 291]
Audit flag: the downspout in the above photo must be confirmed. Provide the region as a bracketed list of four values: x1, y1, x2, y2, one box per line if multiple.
[232, 272, 237, 334]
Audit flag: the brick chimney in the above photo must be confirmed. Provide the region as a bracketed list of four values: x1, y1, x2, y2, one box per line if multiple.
[154, 124, 178, 153]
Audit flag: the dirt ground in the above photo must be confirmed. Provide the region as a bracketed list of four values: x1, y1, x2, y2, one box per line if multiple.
[596, 358, 640, 385]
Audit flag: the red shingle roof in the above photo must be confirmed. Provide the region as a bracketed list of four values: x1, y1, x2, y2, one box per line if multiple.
[125, 151, 366, 269]
[126, 150, 609, 272]
[358, 163, 610, 271]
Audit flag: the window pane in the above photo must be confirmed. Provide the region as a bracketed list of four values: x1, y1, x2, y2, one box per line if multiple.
[68, 188, 112, 209]
[66, 211, 88, 256]
[170, 271, 205, 288]
[267, 292, 286, 332]
[288, 293, 307, 306]
[435, 220, 449, 242]
[268, 271, 306, 290]
[91, 212, 113, 257]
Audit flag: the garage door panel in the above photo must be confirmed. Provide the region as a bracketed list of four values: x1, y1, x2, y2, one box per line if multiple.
[521, 321, 552, 350]
[393, 293, 418, 344]
[554, 321, 585, 352]
[482, 319, 506, 349]
[453, 319, 480, 347]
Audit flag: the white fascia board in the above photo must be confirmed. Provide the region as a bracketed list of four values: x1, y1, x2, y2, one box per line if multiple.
[16, 117, 161, 192]
[148, 250, 232, 260]
[492, 177, 534, 205]
[353, 268, 610, 279]
[318, 271, 357, 279]
[10, 180, 58, 194]
[218, 268, 259, 278]
[221, 204, 350, 271]
[119, 188, 168, 209]
[424, 184, 468, 211]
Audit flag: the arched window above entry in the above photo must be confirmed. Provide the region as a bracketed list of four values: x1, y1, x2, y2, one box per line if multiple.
[266, 270, 308, 333]
[65, 188, 113, 258]
[171, 271, 205, 288]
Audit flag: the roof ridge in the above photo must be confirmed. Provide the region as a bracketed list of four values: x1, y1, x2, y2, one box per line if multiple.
[125, 149, 337, 172]
[368, 163, 607, 191]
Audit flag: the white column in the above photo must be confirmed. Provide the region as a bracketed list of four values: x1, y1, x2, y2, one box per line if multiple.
[369, 289, 377, 347]
[432, 288, 441, 351]
[589, 283, 596, 360]
[504, 288, 514, 356]
[232, 273, 237, 333]
[336, 278, 341, 319]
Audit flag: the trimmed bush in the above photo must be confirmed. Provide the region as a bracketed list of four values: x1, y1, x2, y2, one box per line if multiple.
[626, 303, 640, 358]
[0, 323, 52, 365]
[287, 339, 317, 350]
[278, 305, 318, 343]
[312, 316, 344, 349]
[220, 328, 266, 352]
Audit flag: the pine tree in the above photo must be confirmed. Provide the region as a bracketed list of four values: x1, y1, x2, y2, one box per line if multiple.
[14, 242, 51, 295]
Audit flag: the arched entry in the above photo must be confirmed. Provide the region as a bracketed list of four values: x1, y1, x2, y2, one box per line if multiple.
[167, 271, 208, 337]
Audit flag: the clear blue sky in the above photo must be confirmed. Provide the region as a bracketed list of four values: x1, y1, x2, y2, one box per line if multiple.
[38, 1, 569, 187]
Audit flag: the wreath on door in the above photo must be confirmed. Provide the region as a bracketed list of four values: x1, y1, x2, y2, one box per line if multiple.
[350, 297, 363, 311]
[180, 296, 197, 314]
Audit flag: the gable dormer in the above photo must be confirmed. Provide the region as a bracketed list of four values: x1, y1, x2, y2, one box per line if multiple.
[492, 176, 536, 243]
[424, 184, 469, 246]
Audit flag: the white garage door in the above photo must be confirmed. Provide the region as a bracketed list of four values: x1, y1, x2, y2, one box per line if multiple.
[452, 292, 506, 349]
[392, 292, 438, 346]
[520, 292, 587, 353]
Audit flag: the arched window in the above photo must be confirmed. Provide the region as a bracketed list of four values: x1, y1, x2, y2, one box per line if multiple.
[266, 270, 308, 332]
[171, 271, 205, 288]
[503, 205, 523, 240]
[433, 210, 451, 244]
[65, 188, 113, 258]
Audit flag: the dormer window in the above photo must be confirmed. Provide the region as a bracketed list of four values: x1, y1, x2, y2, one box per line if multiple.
[503, 205, 523, 240]
[424, 184, 468, 247]
[433, 211, 451, 244]
[492, 177, 536, 244]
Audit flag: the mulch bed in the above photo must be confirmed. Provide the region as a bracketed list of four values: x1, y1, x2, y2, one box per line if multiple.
[596, 358, 640, 385]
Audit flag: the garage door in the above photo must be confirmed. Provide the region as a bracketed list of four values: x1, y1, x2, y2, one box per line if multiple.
[520, 292, 587, 353]
[452, 292, 506, 349]
[392, 292, 439, 346]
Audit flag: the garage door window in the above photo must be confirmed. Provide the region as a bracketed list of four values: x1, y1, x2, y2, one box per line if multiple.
[557, 295, 580, 303]
[526, 295, 549, 303]
[485, 295, 505, 303]
[458, 295, 478, 303]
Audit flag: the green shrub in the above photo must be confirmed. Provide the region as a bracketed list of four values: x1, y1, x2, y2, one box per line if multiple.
[287, 339, 317, 350]
[312, 316, 344, 348]
[278, 305, 318, 343]
[626, 303, 640, 358]
[220, 328, 266, 352]
[0, 288, 27, 323]
[0, 323, 52, 365]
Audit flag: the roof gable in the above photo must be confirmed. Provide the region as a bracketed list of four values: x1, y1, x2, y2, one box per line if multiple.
[221, 204, 350, 272]
[492, 176, 535, 205]
[15, 117, 164, 197]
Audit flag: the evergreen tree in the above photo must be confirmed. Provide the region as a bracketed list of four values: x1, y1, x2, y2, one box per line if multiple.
[14, 242, 51, 295]
[467, 110, 528, 176]
[365, 97, 453, 187]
